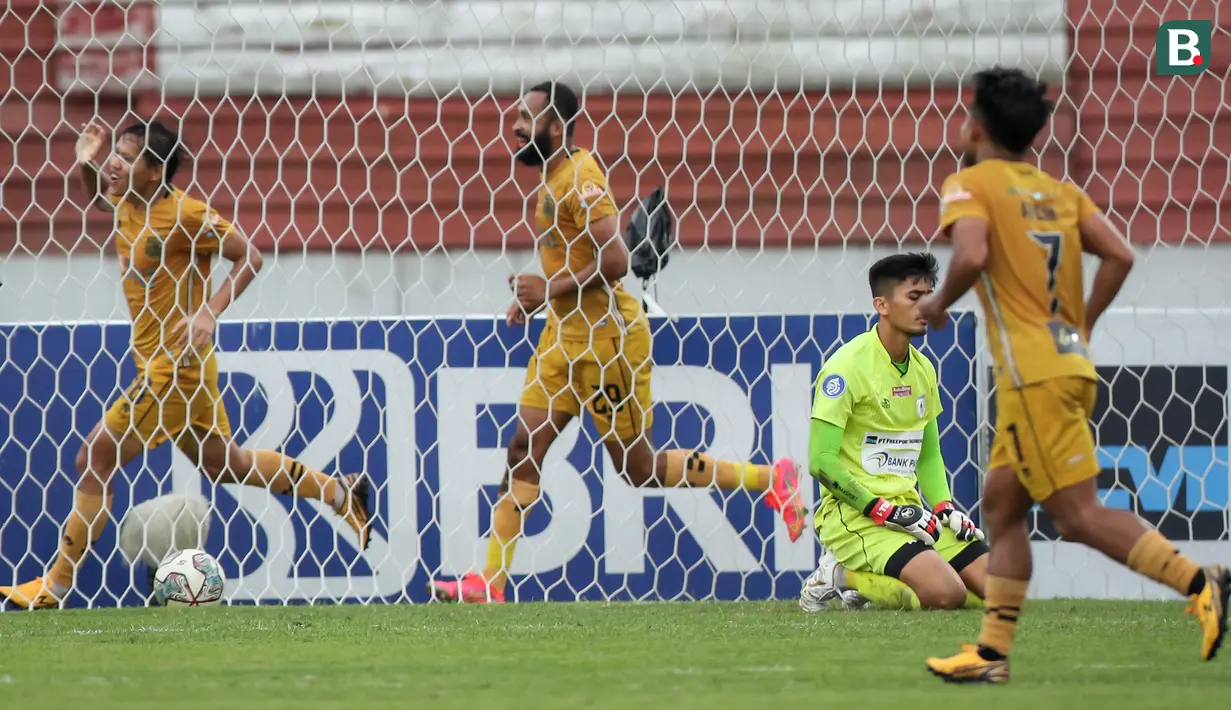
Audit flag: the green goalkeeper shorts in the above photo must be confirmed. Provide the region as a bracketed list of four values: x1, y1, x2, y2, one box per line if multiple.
[815, 493, 988, 579]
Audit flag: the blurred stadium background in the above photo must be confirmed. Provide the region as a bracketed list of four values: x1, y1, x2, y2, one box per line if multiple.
[0, 0, 1227, 608]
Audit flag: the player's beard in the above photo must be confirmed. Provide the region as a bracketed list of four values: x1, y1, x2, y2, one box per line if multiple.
[960, 149, 976, 168]
[514, 128, 554, 167]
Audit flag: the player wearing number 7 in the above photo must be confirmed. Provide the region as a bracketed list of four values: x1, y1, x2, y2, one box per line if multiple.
[800, 254, 988, 614]
[428, 81, 806, 604]
[0, 120, 372, 610]
[921, 66, 1229, 683]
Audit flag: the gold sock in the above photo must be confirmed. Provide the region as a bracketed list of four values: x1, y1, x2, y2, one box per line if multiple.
[245, 451, 339, 507]
[1127, 529, 1203, 596]
[845, 569, 921, 610]
[483, 479, 539, 593]
[660, 450, 768, 490]
[977, 575, 1028, 657]
[48, 491, 113, 589]
[963, 590, 984, 609]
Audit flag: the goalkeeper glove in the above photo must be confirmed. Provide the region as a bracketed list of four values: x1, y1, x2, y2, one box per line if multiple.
[932, 501, 986, 542]
[864, 498, 941, 545]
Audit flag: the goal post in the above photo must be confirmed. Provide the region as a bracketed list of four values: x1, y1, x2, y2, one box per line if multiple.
[0, 0, 1226, 607]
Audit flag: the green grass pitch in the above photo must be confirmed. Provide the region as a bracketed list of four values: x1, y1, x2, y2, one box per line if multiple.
[0, 600, 1225, 708]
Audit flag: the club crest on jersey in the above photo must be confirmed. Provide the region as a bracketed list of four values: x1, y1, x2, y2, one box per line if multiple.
[542, 193, 556, 218]
[143, 234, 163, 260]
[892, 385, 912, 397]
[916, 395, 927, 418]
[821, 374, 845, 398]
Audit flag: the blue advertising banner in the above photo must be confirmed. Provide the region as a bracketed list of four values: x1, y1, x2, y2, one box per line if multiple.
[0, 314, 980, 607]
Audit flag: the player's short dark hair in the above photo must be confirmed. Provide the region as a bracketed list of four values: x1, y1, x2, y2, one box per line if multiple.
[970, 66, 1055, 155]
[869, 253, 939, 297]
[119, 119, 186, 183]
[527, 81, 579, 140]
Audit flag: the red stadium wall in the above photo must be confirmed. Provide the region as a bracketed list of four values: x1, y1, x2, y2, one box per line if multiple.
[2, 0, 1227, 255]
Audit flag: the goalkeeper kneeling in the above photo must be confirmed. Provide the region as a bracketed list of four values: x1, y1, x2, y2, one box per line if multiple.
[799, 254, 988, 612]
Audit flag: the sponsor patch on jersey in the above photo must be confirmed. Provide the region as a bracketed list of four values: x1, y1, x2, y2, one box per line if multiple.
[917, 395, 928, 418]
[579, 180, 605, 206]
[821, 374, 846, 398]
[892, 385, 912, 397]
[860, 429, 924, 478]
[940, 184, 973, 205]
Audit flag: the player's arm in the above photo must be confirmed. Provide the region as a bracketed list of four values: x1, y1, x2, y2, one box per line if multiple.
[1077, 193, 1135, 337]
[172, 207, 262, 351]
[75, 122, 114, 213]
[921, 177, 990, 324]
[547, 212, 628, 299]
[808, 418, 876, 512]
[916, 418, 984, 542]
[204, 225, 264, 318]
[550, 168, 628, 298]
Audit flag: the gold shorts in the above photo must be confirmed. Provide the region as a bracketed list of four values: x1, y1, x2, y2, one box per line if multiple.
[104, 361, 231, 449]
[519, 323, 654, 441]
[990, 376, 1100, 502]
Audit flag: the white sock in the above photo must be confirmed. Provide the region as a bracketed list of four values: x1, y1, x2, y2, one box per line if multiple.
[331, 479, 346, 511]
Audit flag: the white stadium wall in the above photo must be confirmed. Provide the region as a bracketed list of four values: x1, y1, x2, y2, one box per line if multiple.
[0, 0, 1227, 605]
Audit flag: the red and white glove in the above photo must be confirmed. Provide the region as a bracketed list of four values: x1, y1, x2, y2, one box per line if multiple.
[864, 498, 941, 546]
[932, 501, 985, 542]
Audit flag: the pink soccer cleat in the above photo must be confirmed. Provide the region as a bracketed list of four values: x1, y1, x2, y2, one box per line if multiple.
[766, 458, 808, 542]
[429, 573, 505, 604]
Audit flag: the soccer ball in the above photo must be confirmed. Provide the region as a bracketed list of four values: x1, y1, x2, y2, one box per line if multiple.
[153, 548, 226, 607]
[118, 493, 212, 568]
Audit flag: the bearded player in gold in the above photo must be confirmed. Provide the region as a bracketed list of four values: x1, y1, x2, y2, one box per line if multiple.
[429, 82, 807, 603]
[0, 120, 372, 609]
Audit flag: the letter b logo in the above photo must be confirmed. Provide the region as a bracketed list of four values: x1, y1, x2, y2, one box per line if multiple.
[1156, 21, 1212, 76]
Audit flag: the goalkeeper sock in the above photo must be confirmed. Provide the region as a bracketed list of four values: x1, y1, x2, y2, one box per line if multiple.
[47, 491, 113, 591]
[843, 569, 921, 610]
[963, 590, 984, 609]
[1126, 529, 1205, 596]
[483, 479, 539, 594]
[977, 575, 1028, 659]
[659, 450, 768, 490]
[244, 451, 343, 510]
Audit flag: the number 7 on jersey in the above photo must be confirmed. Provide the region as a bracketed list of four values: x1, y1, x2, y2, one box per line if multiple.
[1029, 231, 1063, 316]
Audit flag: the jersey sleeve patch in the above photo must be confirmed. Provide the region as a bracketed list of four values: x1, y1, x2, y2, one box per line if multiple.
[821, 373, 846, 398]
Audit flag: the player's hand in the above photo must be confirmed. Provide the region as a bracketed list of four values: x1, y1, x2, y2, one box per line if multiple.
[505, 301, 527, 328]
[864, 498, 941, 545]
[510, 273, 547, 313]
[932, 500, 985, 543]
[75, 122, 108, 164]
[917, 294, 949, 331]
[171, 309, 217, 355]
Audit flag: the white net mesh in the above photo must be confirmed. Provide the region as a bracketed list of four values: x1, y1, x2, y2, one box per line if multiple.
[0, 0, 1226, 607]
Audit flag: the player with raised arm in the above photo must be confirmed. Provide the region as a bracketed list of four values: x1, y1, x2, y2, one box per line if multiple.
[0, 120, 372, 610]
[921, 67, 1229, 682]
[800, 254, 988, 614]
[428, 82, 806, 604]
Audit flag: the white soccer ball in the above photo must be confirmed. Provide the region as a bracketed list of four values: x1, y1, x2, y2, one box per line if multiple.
[153, 548, 226, 607]
[118, 493, 212, 568]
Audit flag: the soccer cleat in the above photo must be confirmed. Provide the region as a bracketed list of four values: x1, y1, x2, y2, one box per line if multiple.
[766, 458, 807, 542]
[926, 644, 1009, 684]
[338, 473, 373, 551]
[0, 577, 61, 610]
[799, 550, 841, 612]
[429, 573, 505, 604]
[1185, 564, 1231, 661]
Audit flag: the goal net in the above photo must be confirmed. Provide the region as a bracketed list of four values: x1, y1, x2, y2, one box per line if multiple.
[0, 0, 1225, 607]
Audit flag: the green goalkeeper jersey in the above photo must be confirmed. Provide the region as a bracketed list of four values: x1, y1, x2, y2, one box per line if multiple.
[810, 329, 945, 508]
